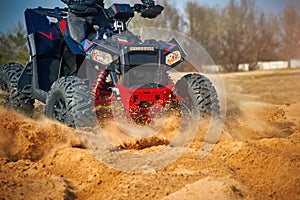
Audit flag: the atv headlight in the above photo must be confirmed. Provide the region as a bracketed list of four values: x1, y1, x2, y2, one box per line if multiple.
[91, 49, 113, 65]
[166, 50, 181, 66]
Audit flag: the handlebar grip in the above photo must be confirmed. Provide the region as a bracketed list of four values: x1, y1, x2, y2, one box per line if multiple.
[141, 0, 155, 7]
[132, 4, 143, 12]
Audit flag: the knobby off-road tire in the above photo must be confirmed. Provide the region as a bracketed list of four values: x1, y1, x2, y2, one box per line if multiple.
[0, 63, 34, 114]
[175, 73, 220, 116]
[45, 76, 97, 128]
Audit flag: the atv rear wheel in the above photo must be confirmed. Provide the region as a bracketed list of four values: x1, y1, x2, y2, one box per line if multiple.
[175, 73, 220, 116]
[0, 63, 34, 114]
[45, 76, 97, 128]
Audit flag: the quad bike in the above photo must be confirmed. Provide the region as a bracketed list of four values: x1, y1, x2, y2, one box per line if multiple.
[0, 0, 220, 128]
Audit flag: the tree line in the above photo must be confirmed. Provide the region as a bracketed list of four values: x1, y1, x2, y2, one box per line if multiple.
[131, 0, 300, 71]
[1, 0, 299, 72]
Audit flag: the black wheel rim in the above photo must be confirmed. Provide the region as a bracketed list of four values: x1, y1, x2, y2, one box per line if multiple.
[53, 97, 67, 122]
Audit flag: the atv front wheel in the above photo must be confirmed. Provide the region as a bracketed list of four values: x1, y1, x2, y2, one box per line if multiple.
[0, 63, 34, 113]
[175, 73, 220, 116]
[45, 76, 97, 128]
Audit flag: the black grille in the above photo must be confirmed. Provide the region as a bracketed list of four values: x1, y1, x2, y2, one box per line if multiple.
[127, 51, 158, 65]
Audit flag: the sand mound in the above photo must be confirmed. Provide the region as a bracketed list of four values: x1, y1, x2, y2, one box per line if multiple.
[0, 158, 76, 200]
[0, 107, 82, 162]
[213, 132, 300, 200]
[162, 176, 253, 200]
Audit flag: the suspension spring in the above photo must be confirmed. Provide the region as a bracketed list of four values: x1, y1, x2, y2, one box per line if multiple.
[91, 69, 109, 99]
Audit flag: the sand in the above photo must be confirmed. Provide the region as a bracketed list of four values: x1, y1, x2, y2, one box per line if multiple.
[0, 68, 299, 200]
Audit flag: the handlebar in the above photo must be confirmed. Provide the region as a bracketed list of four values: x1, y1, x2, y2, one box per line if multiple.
[132, 3, 164, 19]
[33, 7, 68, 19]
[32, 0, 163, 21]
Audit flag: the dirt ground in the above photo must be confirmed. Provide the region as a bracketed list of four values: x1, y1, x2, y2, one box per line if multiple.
[0, 68, 300, 200]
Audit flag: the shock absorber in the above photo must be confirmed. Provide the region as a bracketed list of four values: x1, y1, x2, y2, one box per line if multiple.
[91, 69, 109, 99]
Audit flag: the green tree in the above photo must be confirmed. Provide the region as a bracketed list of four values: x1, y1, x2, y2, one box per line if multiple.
[0, 21, 29, 66]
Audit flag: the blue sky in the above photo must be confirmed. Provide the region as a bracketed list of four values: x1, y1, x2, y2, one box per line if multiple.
[0, 0, 300, 31]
